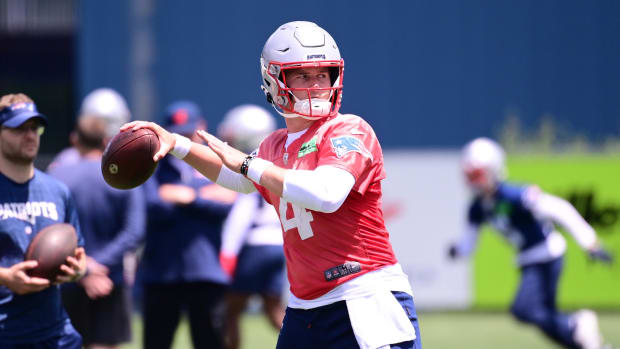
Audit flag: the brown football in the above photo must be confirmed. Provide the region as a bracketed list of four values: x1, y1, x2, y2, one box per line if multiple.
[25, 223, 78, 281]
[101, 128, 160, 189]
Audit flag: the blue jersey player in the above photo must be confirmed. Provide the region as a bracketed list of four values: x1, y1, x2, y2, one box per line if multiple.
[449, 137, 613, 349]
[0, 93, 87, 348]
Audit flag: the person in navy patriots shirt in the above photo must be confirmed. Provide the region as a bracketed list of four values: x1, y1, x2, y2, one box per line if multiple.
[0, 93, 87, 348]
[137, 101, 236, 349]
[449, 137, 613, 349]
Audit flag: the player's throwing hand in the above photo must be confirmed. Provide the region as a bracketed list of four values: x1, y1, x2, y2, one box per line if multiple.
[121, 121, 175, 161]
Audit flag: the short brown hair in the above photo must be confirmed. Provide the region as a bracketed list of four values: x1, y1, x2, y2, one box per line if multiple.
[76, 116, 107, 150]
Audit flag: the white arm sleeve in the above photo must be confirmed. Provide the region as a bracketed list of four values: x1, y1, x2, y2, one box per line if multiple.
[530, 192, 597, 250]
[215, 165, 256, 194]
[220, 193, 261, 256]
[454, 223, 481, 257]
[282, 165, 355, 213]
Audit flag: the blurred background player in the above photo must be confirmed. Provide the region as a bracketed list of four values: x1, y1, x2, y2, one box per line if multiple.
[0, 93, 87, 348]
[47, 87, 131, 170]
[48, 114, 146, 349]
[448, 137, 613, 349]
[137, 100, 236, 349]
[217, 104, 285, 349]
[124, 21, 421, 349]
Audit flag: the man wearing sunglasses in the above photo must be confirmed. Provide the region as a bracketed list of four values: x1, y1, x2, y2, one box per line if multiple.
[0, 93, 87, 348]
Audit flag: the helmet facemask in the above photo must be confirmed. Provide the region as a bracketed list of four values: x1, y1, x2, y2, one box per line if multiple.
[462, 165, 496, 194]
[262, 59, 343, 120]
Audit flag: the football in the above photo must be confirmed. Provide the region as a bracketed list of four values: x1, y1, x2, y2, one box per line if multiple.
[101, 128, 160, 189]
[24, 223, 78, 281]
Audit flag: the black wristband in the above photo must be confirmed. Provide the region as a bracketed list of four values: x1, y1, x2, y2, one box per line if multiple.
[239, 155, 254, 176]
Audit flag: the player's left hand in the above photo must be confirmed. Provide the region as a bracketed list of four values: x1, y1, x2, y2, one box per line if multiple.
[56, 247, 87, 284]
[196, 130, 247, 174]
[588, 247, 614, 264]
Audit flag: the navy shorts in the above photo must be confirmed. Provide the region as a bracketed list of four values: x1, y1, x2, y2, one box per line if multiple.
[276, 291, 422, 349]
[230, 244, 286, 296]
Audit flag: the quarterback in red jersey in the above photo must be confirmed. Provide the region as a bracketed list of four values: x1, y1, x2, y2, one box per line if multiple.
[255, 114, 398, 300]
[124, 21, 421, 349]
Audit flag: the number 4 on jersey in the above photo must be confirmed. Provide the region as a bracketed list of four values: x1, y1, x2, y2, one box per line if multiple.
[279, 199, 315, 240]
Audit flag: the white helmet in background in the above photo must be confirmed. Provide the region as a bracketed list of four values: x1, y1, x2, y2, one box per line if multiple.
[260, 21, 344, 120]
[217, 104, 276, 153]
[79, 88, 131, 138]
[461, 137, 507, 191]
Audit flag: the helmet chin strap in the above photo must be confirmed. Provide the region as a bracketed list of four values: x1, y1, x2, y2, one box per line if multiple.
[269, 80, 337, 120]
[293, 98, 331, 119]
[283, 90, 330, 119]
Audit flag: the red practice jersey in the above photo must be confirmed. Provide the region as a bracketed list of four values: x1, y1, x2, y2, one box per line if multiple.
[255, 114, 398, 300]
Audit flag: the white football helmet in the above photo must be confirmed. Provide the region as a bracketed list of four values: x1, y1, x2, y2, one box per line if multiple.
[79, 88, 131, 137]
[461, 137, 507, 190]
[260, 21, 344, 120]
[217, 104, 276, 153]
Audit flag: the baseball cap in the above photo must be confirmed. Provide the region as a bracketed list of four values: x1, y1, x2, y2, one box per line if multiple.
[163, 100, 205, 135]
[0, 102, 48, 128]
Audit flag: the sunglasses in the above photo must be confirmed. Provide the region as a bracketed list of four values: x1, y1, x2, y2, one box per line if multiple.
[2, 124, 45, 136]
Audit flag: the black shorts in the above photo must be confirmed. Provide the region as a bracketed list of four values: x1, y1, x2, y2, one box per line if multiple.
[61, 284, 132, 346]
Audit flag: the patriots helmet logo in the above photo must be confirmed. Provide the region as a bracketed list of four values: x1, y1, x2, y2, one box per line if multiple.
[330, 136, 373, 160]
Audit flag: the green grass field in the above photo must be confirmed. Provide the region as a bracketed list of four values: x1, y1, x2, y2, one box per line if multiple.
[121, 311, 620, 349]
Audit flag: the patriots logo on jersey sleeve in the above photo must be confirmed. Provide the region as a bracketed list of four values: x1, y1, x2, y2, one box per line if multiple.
[330, 136, 373, 160]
